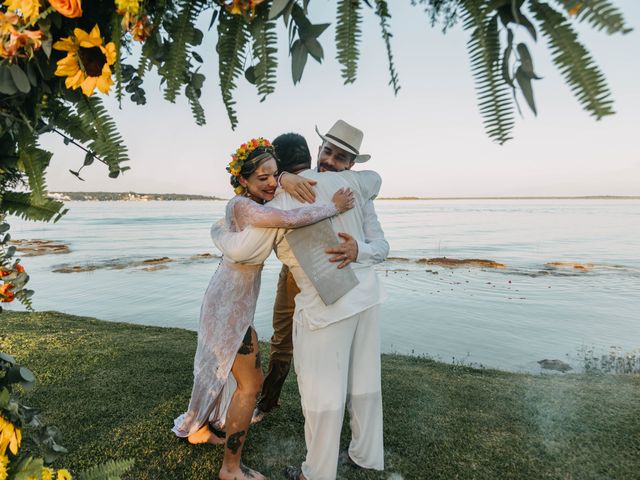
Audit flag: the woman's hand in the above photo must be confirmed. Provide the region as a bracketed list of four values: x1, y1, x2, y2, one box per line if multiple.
[281, 172, 317, 203]
[332, 188, 355, 213]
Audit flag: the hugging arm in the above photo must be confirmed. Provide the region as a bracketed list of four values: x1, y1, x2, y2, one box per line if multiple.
[233, 192, 352, 229]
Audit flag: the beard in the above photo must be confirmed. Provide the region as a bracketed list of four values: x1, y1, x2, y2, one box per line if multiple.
[318, 162, 341, 172]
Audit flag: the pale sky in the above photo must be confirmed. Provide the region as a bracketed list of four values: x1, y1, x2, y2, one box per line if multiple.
[42, 1, 640, 198]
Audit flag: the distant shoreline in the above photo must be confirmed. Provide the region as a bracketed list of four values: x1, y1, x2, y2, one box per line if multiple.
[377, 196, 640, 201]
[49, 192, 640, 201]
[50, 192, 224, 201]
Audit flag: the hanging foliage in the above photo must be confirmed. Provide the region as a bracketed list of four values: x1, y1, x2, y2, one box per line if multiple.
[0, 0, 631, 305]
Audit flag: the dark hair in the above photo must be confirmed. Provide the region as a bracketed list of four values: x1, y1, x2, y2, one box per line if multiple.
[273, 133, 311, 173]
[230, 146, 277, 191]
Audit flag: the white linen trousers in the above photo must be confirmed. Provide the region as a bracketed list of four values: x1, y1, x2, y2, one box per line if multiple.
[292, 305, 384, 480]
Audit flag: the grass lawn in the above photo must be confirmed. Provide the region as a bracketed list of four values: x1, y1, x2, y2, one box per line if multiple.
[1, 311, 639, 479]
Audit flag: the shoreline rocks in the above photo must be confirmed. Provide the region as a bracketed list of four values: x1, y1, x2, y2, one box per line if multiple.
[10, 239, 71, 256]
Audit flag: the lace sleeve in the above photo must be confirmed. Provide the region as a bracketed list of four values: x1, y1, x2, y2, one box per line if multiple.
[234, 196, 338, 230]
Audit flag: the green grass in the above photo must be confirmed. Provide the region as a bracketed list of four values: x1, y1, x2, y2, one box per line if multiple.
[1, 311, 639, 479]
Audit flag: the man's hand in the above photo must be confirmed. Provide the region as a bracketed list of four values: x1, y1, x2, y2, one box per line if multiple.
[325, 232, 358, 269]
[281, 172, 317, 203]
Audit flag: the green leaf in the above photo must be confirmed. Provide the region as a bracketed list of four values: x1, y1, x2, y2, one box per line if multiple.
[84, 152, 94, 166]
[305, 23, 331, 39]
[0, 352, 16, 364]
[6, 365, 36, 388]
[26, 62, 38, 86]
[302, 36, 323, 62]
[291, 39, 308, 84]
[9, 64, 31, 93]
[245, 65, 256, 84]
[516, 43, 540, 78]
[516, 66, 538, 115]
[0, 388, 9, 408]
[502, 29, 514, 87]
[269, 0, 292, 20]
[13, 457, 44, 480]
[0, 65, 18, 95]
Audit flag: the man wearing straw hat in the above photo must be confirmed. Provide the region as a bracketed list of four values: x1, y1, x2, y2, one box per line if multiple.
[265, 120, 389, 480]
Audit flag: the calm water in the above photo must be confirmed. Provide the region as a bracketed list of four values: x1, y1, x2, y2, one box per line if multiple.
[6, 199, 640, 372]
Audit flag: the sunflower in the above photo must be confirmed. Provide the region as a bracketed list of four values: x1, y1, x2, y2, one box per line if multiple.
[0, 455, 8, 480]
[56, 469, 72, 480]
[0, 416, 21, 456]
[53, 25, 117, 96]
[2, 0, 40, 25]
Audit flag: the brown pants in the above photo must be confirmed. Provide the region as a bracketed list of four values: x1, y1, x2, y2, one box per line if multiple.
[257, 264, 299, 412]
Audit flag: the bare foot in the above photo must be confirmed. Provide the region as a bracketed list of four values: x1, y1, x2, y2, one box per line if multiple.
[219, 463, 265, 480]
[187, 424, 225, 445]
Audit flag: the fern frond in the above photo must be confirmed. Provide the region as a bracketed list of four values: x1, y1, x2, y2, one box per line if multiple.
[217, 11, 249, 129]
[248, 12, 278, 101]
[374, 0, 400, 95]
[0, 191, 66, 222]
[17, 143, 52, 205]
[76, 97, 130, 174]
[77, 459, 135, 480]
[158, 0, 206, 102]
[113, 12, 124, 106]
[462, 0, 515, 144]
[186, 85, 206, 126]
[530, 1, 614, 119]
[335, 0, 362, 84]
[42, 98, 93, 144]
[555, 0, 631, 34]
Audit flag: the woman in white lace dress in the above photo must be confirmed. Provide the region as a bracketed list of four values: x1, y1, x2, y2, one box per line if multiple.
[172, 138, 354, 480]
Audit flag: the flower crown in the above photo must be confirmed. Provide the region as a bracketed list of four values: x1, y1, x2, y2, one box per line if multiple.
[227, 137, 273, 195]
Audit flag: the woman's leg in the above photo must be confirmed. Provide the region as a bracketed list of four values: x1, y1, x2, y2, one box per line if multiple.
[219, 327, 265, 480]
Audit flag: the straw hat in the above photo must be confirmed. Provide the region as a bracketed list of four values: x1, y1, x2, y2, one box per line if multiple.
[315, 120, 371, 163]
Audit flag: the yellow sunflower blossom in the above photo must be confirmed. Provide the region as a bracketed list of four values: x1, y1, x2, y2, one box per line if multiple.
[41, 467, 54, 480]
[1, 455, 9, 480]
[2, 0, 40, 24]
[234, 185, 245, 195]
[115, 0, 139, 15]
[53, 25, 117, 96]
[56, 469, 72, 480]
[0, 416, 21, 456]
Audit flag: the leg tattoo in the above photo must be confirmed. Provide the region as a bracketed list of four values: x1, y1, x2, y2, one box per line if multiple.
[226, 430, 246, 455]
[255, 351, 262, 369]
[240, 464, 256, 478]
[238, 328, 254, 355]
